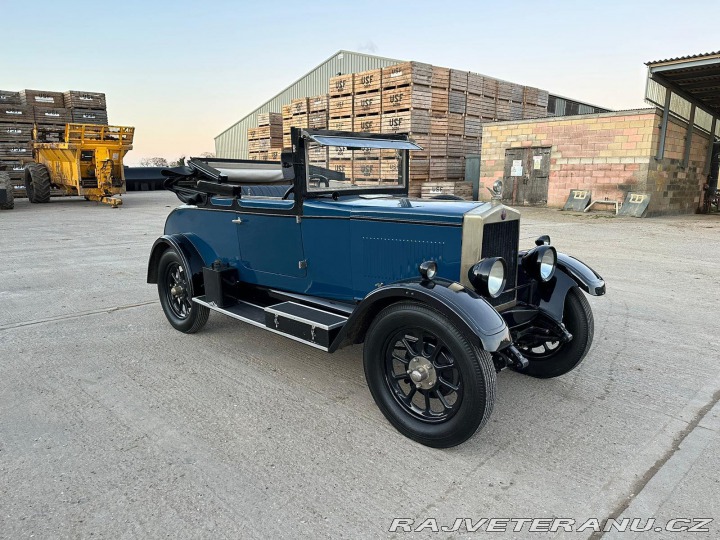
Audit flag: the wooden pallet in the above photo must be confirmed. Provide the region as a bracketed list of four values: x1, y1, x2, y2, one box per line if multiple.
[354, 114, 381, 133]
[0, 142, 31, 160]
[449, 70, 468, 92]
[381, 85, 431, 113]
[409, 133, 429, 158]
[257, 112, 283, 126]
[463, 136, 481, 155]
[328, 116, 353, 132]
[0, 105, 33, 123]
[291, 98, 309, 115]
[354, 92, 382, 116]
[481, 78, 498, 99]
[431, 88, 449, 113]
[309, 111, 328, 129]
[463, 116, 483, 139]
[0, 123, 33, 142]
[64, 91, 106, 109]
[329, 95, 353, 118]
[381, 110, 430, 134]
[353, 69, 382, 93]
[21, 89, 65, 108]
[34, 107, 70, 124]
[70, 108, 107, 124]
[466, 94, 496, 117]
[249, 125, 283, 139]
[421, 180, 472, 199]
[429, 135, 447, 157]
[308, 95, 329, 113]
[0, 91, 21, 105]
[329, 74, 354, 97]
[448, 90, 466, 114]
[382, 62, 433, 88]
[431, 66, 450, 89]
[467, 73, 484, 96]
[447, 135, 464, 157]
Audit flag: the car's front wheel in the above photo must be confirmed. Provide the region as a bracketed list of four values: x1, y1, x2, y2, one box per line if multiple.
[517, 287, 594, 378]
[157, 249, 209, 333]
[364, 302, 496, 448]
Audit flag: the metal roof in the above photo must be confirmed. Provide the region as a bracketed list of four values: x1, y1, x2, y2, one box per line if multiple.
[214, 50, 403, 159]
[646, 51, 720, 66]
[646, 52, 720, 116]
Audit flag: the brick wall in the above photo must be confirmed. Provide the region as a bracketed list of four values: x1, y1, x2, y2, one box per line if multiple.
[479, 108, 712, 215]
[646, 115, 711, 215]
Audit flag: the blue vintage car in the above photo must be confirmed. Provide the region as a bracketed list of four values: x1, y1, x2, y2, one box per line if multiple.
[148, 128, 605, 448]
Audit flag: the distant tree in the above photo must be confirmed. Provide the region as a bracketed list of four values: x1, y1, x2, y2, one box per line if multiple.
[139, 157, 169, 167]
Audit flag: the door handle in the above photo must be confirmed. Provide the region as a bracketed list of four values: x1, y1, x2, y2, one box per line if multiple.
[231, 218, 243, 224]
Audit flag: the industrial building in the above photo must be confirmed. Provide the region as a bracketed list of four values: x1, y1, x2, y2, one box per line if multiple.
[214, 50, 607, 160]
[480, 51, 720, 216]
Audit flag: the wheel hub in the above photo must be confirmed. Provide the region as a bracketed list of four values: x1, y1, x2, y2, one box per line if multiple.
[171, 284, 184, 297]
[407, 356, 436, 390]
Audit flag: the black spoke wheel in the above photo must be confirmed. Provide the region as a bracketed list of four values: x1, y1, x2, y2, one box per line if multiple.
[364, 302, 496, 448]
[517, 286, 594, 378]
[157, 250, 209, 333]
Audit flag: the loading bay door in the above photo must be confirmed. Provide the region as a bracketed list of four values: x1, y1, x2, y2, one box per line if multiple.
[502, 147, 551, 205]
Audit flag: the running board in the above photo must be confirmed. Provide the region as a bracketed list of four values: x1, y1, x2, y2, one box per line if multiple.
[192, 296, 347, 352]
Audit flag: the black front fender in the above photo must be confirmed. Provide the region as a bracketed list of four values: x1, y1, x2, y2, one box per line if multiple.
[330, 278, 512, 353]
[556, 253, 605, 296]
[520, 252, 605, 322]
[147, 235, 207, 296]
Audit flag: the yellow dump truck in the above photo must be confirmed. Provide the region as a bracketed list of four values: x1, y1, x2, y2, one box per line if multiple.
[25, 123, 134, 208]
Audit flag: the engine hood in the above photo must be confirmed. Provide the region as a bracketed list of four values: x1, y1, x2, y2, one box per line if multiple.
[302, 195, 491, 224]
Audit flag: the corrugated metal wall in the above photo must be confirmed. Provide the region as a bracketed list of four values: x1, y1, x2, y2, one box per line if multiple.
[215, 51, 403, 159]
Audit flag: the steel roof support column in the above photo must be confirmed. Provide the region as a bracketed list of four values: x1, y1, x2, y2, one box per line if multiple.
[656, 89, 672, 160]
[704, 116, 717, 176]
[682, 103, 696, 168]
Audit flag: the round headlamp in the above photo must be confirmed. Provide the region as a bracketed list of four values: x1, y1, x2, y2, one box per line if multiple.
[522, 245, 557, 282]
[419, 260, 437, 280]
[468, 257, 507, 298]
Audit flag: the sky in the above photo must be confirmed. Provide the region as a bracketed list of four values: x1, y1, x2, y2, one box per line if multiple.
[1, 0, 718, 165]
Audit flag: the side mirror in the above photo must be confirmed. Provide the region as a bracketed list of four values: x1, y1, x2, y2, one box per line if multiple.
[281, 151, 295, 181]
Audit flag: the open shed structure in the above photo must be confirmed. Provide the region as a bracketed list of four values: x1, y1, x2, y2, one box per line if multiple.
[646, 51, 720, 187]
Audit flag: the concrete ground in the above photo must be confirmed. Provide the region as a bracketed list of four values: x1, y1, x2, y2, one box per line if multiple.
[1, 191, 719, 539]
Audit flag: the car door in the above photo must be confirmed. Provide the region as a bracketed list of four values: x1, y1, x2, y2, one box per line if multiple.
[234, 197, 307, 280]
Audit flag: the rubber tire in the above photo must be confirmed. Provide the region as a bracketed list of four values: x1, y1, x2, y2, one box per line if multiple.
[24, 163, 51, 203]
[0, 172, 14, 210]
[522, 287, 594, 379]
[157, 249, 209, 333]
[364, 302, 496, 448]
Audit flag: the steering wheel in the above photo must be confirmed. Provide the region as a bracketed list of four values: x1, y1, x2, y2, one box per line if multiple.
[282, 185, 294, 200]
[309, 174, 330, 188]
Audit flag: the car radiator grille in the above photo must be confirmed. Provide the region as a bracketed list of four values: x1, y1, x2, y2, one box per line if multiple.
[481, 219, 520, 307]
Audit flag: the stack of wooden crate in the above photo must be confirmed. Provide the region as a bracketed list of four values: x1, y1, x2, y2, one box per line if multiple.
[248, 112, 283, 160]
[245, 61, 551, 198]
[0, 88, 110, 196]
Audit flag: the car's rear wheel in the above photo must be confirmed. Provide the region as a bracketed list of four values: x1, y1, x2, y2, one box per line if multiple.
[157, 249, 209, 333]
[517, 287, 594, 378]
[364, 302, 496, 448]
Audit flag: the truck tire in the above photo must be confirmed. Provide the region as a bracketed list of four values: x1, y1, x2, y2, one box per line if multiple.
[364, 301, 496, 448]
[25, 163, 51, 203]
[0, 172, 14, 210]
